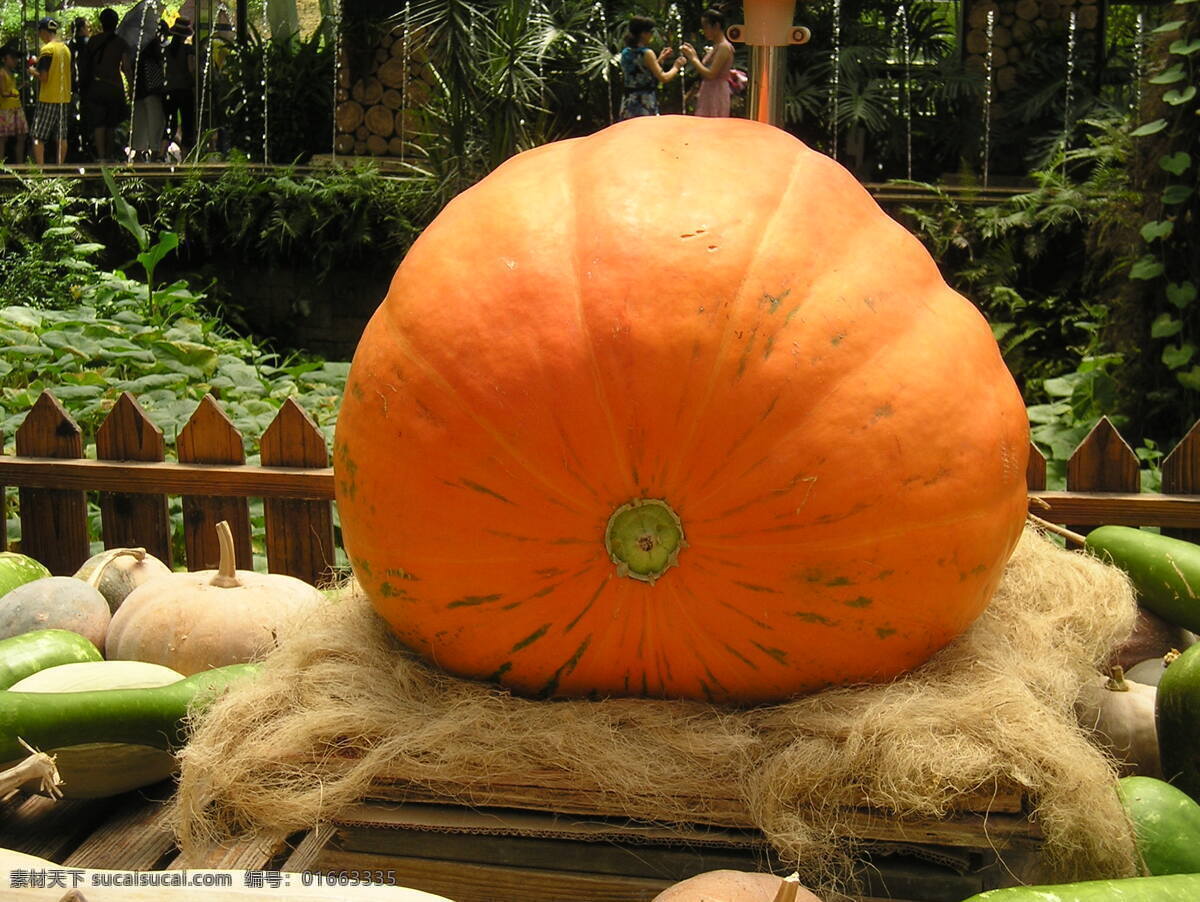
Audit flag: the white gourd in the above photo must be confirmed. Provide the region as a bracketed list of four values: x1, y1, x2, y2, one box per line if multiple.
[4, 660, 186, 798]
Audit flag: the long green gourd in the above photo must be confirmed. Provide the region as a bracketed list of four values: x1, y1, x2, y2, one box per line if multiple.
[0, 630, 103, 690]
[1157, 643, 1200, 801]
[1084, 526, 1200, 632]
[0, 663, 257, 761]
[961, 874, 1200, 900]
[1117, 776, 1200, 875]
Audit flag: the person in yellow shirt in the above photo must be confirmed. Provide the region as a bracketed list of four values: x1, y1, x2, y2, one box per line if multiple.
[0, 43, 28, 163]
[27, 17, 71, 165]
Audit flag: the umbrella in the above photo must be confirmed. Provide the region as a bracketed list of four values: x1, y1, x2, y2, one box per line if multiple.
[117, 0, 164, 54]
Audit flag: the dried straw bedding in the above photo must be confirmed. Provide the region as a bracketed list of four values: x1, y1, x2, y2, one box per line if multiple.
[173, 526, 1140, 891]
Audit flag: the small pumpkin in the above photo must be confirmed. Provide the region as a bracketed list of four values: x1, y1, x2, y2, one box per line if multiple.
[106, 521, 322, 675]
[0, 577, 110, 652]
[334, 116, 1030, 704]
[653, 870, 822, 902]
[1076, 665, 1160, 777]
[1109, 606, 1196, 672]
[73, 546, 172, 613]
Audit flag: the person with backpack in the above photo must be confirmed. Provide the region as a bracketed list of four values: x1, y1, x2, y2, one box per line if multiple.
[681, 8, 735, 118]
[162, 17, 195, 159]
[82, 8, 131, 161]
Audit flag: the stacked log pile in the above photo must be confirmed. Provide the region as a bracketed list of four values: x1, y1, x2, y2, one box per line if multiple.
[963, 0, 1101, 98]
[335, 25, 434, 157]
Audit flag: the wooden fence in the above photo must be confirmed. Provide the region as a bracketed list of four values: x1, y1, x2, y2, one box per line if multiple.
[0, 391, 334, 585]
[2, 390, 1200, 585]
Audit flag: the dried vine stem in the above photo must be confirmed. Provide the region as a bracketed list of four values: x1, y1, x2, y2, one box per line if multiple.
[1027, 513, 1087, 547]
[0, 739, 62, 801]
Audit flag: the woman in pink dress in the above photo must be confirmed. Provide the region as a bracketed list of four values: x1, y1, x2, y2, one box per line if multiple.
[682, 9, 734, 117]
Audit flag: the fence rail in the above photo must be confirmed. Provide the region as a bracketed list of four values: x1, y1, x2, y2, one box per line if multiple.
[3, 391, 1200, 585]
[0, 391, 334, 585]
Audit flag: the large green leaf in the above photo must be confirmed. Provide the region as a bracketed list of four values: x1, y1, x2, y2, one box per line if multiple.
[1130, 119, 1168, 137]
[1131, 256, 1165, 280]
[1178, 367, 1200, 392]
[1163, 343, 1196, 370]
[1141, 220, 1175, 242]
[1152, 313, 1183, 338]
[1164, 185, 1195, 205]
[1168, 282, 1198, 309]
[1160, 152, 1192, 175]
[101, 169, 149, 252]
[1150, 65, 1186, 84]
[1169, 38, 1200, 55]
[1164, 86, 1198, 105]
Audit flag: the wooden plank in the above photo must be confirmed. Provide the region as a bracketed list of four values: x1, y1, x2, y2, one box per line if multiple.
[177, 395, 252, 572]
[96, 392, 174, 568]
[1162, 420, 1200, 543]
[1025, 443, 1046, 492]
[358, 773, 1027, 821]
[1065, 417, 1139, 535]
[0, 795, 115, 863]
[61, 790, 178, 870]
[279, 824, 337, 873]
[0, 457, 335, 499]
[1027, 492, 1200, 528]
[261, 399, 336, 586]
[15, 392, 89, 575]
[328, 804, 764, 881]
[313, 849, 673, 902]
[167, 833, 291, 870]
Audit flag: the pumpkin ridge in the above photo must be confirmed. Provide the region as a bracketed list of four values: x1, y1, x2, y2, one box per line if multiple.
[566, 135, 638, 500]
[688, 497, 1027, 553]
[679, 250, 944, 515]
[369, 302, 596, 514]
[667, 144, 811, 492]
[684, 293, 1017, 529]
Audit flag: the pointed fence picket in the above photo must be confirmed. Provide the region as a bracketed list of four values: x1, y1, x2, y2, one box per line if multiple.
[0, 390, 336, 585]
[5, 396, 1200, 587]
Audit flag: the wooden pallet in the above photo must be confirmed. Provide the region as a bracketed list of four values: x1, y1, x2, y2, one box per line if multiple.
[0, 773, 1043, 902]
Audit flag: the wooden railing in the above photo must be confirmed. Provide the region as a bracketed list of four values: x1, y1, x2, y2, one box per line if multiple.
[3, 391, 1200, 585]
[0, 391, 334, 585]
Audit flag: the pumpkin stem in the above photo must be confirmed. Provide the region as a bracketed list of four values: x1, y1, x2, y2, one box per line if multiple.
[605, 499, 685, 584]
[82, 547, 148, 589]
[1105, 665, 1130, 692]
[210, 521, 242, 589]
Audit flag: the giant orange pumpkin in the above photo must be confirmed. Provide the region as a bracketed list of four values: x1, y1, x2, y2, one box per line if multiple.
[334, 116, 1029, 705]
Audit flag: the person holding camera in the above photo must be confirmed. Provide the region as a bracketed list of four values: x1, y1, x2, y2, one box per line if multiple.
[680, 8, 735, 118]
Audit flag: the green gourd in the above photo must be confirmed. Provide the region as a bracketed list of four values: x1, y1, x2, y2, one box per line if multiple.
[1156, 642, 1200, 800]
[1085, 527, 1200, 632]
[1117, 776, 1200, 875]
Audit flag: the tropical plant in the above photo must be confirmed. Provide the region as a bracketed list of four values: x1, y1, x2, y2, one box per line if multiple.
[1127, 0, 1199, 435]
[0, 171, 107, 310]
[220, 22, 335, 163]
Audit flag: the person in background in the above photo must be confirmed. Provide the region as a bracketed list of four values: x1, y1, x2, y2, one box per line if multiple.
[0, 43, 29, 163]
[681, 8, 734, 118]
[618, 16, 684, 120]
[27, 17, 71, 165]
[162, 17, 195, 160]
[67, 16, 89, 159]
[129, 20, 166, 161]
[82, 7, 131, 162]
